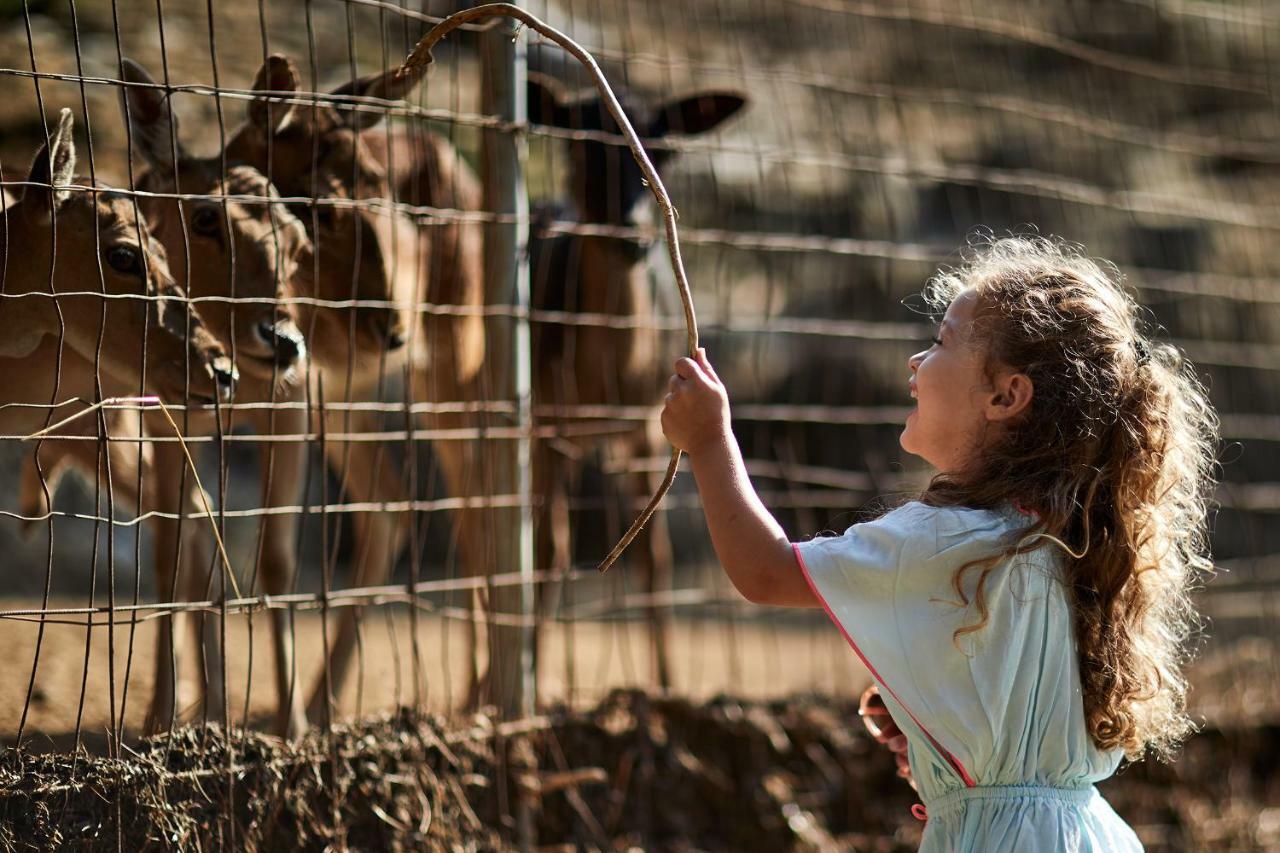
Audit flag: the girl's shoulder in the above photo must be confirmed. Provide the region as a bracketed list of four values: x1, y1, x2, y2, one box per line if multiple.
[879, 500, 1036, 557]
[879, 499, 1027, 529]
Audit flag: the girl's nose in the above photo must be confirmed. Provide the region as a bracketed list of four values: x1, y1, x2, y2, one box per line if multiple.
[907, 350, 924, 372]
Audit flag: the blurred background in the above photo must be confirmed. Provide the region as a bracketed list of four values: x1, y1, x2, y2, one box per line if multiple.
[0, 0, 1277, 848]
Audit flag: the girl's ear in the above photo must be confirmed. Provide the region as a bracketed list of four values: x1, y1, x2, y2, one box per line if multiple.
[986, 372, 1033, 422]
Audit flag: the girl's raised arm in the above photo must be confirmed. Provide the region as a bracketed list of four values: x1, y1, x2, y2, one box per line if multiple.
[661, 350, 819, 608]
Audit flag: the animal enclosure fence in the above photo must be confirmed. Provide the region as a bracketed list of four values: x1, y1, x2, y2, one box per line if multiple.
[0, 0, 1278, 848]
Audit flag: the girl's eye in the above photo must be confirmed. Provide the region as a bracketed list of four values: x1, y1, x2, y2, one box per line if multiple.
[929, 335, 943, 347]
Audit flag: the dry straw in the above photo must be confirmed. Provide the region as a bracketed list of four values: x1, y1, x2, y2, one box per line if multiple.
[23, 395, 243, 599]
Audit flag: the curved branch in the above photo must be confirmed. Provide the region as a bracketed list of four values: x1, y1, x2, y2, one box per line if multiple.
[398, 3, 698, 573]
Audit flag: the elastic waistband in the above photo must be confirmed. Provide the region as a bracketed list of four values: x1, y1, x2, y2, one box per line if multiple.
[924, 785, 1098, 819]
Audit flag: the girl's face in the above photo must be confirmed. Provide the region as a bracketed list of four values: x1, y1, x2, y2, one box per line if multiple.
[901, 289, 1029, 473]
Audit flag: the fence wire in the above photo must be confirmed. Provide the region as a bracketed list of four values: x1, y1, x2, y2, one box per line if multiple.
[0, 0, 1277, 848]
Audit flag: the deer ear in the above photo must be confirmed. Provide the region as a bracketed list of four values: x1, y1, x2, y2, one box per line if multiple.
[248, 54, 301, 134]
[118, 58, 182, 169]
[330, 63, 426, 131]
[649, 91, 746, 138]
[526, 72, 577, 128]
[23, 108, 76, 210]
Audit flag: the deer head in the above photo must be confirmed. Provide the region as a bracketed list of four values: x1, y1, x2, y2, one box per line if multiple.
[119, 59, 311, 387]
[1, 108, 234, 403]
[226, 54, 426, 368]
[527, 73, 746, 227]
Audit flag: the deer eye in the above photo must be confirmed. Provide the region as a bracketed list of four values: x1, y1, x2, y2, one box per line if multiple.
[191, 205, 223, 237]
[105, 245, 143, 276]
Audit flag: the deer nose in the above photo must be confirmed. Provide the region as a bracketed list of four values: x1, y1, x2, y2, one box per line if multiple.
[386, 325, 407, 351]
[258, 319, 307, 367]
[211, 355, 238, 400]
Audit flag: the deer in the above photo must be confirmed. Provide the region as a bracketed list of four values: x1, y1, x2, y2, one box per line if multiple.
[0, 108, 234, 402]
[250, 59, 746, 706]
[15, 66, 315, 736]
[524, 74, 746, 689]
[0, 109, 238, 729]
[224, 54, 488, 723]
[228, 54, 744, 714]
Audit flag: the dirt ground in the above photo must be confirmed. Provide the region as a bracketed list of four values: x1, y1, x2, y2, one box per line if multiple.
[0, 598, 872, 745]
[0, 599, 1278, 850]
[1, 595, 1275, 743]
[1, 688, 1276, 851]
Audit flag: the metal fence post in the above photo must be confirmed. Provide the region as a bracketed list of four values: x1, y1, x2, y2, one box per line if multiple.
[480, 7, 534, 721]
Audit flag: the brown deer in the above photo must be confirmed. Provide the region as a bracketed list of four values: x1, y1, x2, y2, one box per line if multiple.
[225, 54, 488, 723]
[0, 108, 234, 402]
[274, 63, 745, 705]
[0, 109, 238, 731]
[17, 68, 314, 736]
[525, 74, 746, 689]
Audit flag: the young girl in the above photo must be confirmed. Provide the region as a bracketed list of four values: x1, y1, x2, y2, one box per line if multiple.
[661, 235, 1217, 851]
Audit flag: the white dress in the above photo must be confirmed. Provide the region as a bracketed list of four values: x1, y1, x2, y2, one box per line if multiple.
[793, 501, 1143, 852]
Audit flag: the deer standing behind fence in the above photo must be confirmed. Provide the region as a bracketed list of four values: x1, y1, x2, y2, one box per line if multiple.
[230, 59, 747, 706]
[0, 109, 241, 737]
[526, 74, 746, 689]
[224, 54, 489, 723]
[1, 108, 232, 486]
[0, 108, 234, 403]
[16, 67, 316, 737]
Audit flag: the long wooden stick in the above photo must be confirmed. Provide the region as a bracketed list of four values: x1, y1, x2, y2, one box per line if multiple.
[398, 3, 698, 573]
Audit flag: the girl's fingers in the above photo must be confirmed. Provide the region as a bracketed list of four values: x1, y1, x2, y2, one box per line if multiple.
[861, 715, 889, 742]
[695, 347, 718, 377]
[673, 357, 701, 380]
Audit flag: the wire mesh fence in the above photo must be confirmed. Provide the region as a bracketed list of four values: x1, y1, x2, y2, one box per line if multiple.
[0, 0, 1277, 847]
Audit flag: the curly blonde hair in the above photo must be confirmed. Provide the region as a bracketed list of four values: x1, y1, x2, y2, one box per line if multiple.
[918, 234, 1219, 761]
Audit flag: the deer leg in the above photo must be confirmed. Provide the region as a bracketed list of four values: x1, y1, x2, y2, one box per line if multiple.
[531, 441, 575, 700]
[254, 408, 309, 738]
[431, 432, 490, 711]
[145, 440, 194, 734]
[306, 415, 409, 724]
[620, 428, 675, 691]
[180, 517, 227, 727]
[18, 420, 146, 536]
[535, 444, 573, 621]
[18, 444, 73, 537]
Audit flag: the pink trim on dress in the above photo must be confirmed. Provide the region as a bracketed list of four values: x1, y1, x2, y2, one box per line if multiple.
[793, 543, 977, 788]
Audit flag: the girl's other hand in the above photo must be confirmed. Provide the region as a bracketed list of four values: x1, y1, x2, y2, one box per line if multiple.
[859, 684, 916, 791]
[661, 348, 731, 456]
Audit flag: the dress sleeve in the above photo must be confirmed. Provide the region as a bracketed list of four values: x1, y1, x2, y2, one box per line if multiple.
[792, 501, 984, 786]
[792, 502, 937, 683]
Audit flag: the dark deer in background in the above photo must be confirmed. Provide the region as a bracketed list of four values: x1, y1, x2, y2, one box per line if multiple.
[527, 74, 746, 688]
[227, 55, 488, 722]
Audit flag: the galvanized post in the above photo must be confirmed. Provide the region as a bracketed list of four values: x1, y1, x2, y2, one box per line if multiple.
[480, 8, 534, 721]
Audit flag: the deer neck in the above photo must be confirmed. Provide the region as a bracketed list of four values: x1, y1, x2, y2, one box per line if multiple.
[0, 210, 61, 358]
